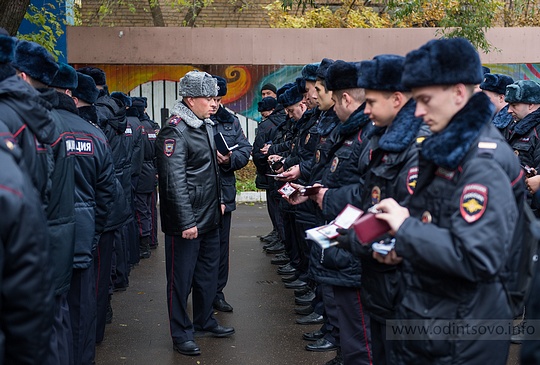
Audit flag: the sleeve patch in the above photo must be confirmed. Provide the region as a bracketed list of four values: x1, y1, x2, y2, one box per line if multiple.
[164, 139, 176, 157]
[460, 184, 488, 223]
[407, 167, 418, 195]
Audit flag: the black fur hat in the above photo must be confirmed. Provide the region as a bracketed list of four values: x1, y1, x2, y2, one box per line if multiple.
[316, 58, 334, 80]
[279, 84, 304, 108]
[78, 66, 107, 86]
[277, 82, 295, 98]
[73, 72, 99, 104]
[50, 62, 78, 90]
[111, 91, 132, 107]
[357, 54, 409, 92]
[12, 40, 58, 85]
[213, 75, 228, 96]
[301, 62, 320, 82]
[258, 96, 278, 112]
[131, 96, 146, 108]
[402, 38, 483, 89]
[296, 77, 307, 94]
[0, 34, 15, 64]
[261, 83, 277, 94]
[325, 60, 361, 91]
[482, 66, 491, 75]
[505, 80, 540, 104]
[480, 73, 514, 95]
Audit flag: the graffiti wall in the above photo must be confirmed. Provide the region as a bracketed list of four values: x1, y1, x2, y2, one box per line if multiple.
[73, 63, 540, 123]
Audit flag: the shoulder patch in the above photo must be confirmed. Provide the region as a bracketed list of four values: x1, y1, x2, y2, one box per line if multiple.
[460, 184, 488, 223]
[169, 116, 181, 126]
[163, 139, 176, 157]
[407, 167, 418, 195]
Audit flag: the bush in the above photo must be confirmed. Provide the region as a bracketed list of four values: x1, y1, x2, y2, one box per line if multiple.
[235, 160, 261, 192]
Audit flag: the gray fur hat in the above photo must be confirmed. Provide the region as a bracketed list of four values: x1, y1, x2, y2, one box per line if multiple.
[505, 80, 540, 104]
[179, 70, 218, 98]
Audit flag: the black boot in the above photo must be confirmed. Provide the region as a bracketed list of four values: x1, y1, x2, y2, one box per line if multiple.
[139, 236, 151, 259]
[106, 295, 113, 324]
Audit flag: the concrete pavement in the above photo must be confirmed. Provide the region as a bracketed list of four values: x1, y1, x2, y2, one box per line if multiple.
[95, 202, 521, 365]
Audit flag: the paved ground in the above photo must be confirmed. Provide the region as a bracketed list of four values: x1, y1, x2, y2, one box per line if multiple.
[95, 202, 521, 365]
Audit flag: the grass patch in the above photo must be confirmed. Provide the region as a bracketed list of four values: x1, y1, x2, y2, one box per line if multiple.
[235, 160, 262, 193]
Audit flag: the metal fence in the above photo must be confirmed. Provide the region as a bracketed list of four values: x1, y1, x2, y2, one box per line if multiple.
[129, 80, 258, 145]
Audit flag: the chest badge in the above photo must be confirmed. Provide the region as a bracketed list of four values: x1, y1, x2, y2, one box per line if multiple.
[164, 139, 176, 157]
[305, 134, 311, 145]
[421, 211, 432, 223]
[407, 167, 418, 195]
[330, 156, 339, 173]
[316, 150, 321, 163]
[371, 186, 381, 205]
[460, 184, 488, 223]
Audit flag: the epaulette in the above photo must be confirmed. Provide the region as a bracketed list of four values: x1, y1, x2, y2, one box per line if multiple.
[477, 140, 498, 159]
[169, 116, 181, 126]
[89, 120, 101, 130]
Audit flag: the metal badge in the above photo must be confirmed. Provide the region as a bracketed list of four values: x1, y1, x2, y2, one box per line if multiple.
[421, 211, 432, 223]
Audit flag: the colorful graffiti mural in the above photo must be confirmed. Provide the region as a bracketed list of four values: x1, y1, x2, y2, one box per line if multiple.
[73, 64, 303, 121]
[73, 63, 540, 122]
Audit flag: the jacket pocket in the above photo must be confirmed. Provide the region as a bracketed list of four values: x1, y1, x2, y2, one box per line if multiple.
[394, 289, 459, 361]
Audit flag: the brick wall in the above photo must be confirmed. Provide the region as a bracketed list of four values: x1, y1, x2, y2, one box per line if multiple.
[79, 0, 276, 27]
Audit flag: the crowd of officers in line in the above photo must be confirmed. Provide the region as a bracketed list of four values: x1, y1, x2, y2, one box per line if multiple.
[0, 29, 253, 365]
[0, 31, 163, 364]
[253, 38, 540, 365]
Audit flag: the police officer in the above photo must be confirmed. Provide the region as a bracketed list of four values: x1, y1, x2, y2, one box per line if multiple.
[53, 67, 119, 358]
[12, 40, 78, 365]
[373, 38, 523, 364]
[253, 95, 286, 250]
[336, 54, 430, 365]
[78, 67, 134, 289]
[479, 73, 514, 136]
[0, 30, 54, 365]
[127, 96, 158, 256]
[156, 71, 235, 356]
[210, 76, 252, 312]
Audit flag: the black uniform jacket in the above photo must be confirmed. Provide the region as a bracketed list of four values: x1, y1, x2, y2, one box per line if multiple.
[156, 100, 221, 236]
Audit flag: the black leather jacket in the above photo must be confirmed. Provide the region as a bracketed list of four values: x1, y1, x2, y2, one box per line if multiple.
[156, 101, 221, 236]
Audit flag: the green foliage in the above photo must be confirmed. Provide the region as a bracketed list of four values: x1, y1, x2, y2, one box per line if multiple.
[437, 0, 504, 53]
[270, 0, 504, 52]
[497, 0, 540, 26]
[265, 0, 390, 28]
[18, 1, 64, 60]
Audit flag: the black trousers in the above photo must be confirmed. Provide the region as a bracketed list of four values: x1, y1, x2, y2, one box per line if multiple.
[216, 211, 232, 302]
[165, 229, 220, 343]
[94, 230, 115, 344]
[334, 285, 372, 365]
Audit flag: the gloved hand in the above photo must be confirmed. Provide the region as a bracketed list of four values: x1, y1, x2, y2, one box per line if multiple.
[336, 228, 355, 251]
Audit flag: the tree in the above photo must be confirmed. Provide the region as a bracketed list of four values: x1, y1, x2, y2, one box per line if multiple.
[271, 0, 506, 52]
[0, 0, 32, 35]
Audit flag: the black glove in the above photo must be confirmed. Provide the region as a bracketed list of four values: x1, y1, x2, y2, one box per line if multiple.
[336, 228, 355, 251]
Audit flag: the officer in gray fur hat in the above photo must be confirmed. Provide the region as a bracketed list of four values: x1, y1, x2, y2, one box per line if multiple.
[156, 70, 235, 357]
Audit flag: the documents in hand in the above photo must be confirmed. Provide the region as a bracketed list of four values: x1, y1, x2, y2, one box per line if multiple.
[306, 204, 364, 249]
[214, 132, 239, 155]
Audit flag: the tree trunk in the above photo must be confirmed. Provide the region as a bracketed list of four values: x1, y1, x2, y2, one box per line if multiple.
[0, 0, 31, 35]
[148, 0, 166, 26]
[183, 1, 204, 27]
